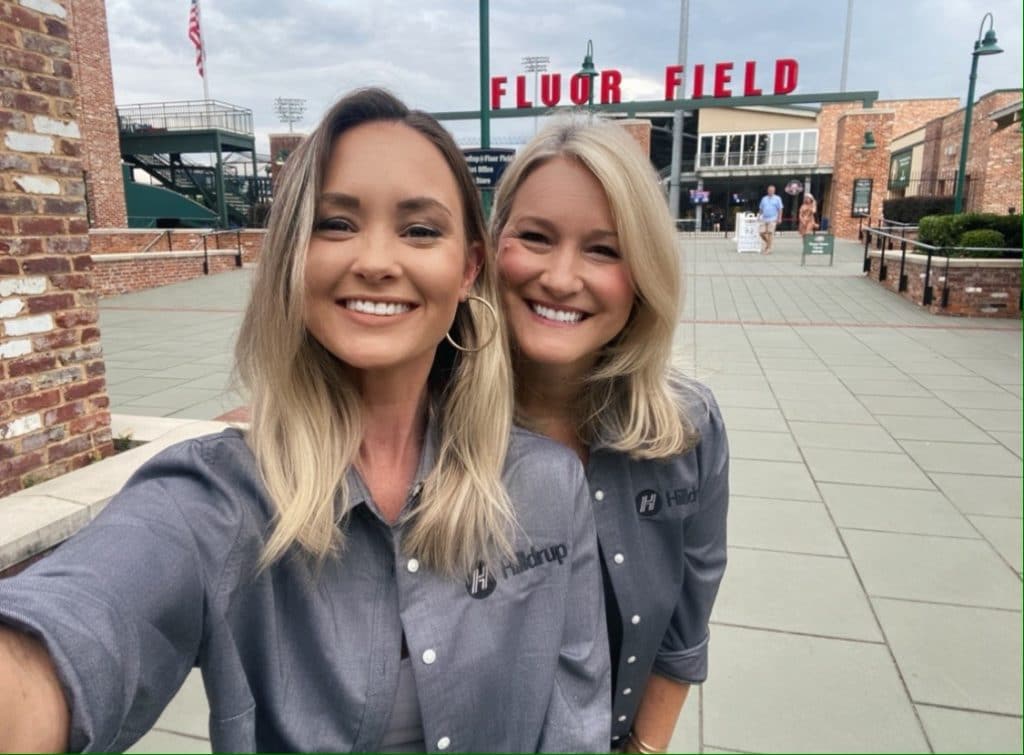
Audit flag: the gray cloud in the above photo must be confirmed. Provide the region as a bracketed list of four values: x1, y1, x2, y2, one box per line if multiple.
[106, 0, 1023, 154]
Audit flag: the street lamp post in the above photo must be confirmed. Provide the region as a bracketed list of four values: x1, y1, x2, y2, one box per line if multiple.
[952, 12, 1003, 214]
[577, 40, 598, 117]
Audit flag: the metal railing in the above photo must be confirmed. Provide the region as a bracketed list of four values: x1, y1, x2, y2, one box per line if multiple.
[117, 100, 254, 137]
[862, 223, 1022, 308]
[697, 149, 818, 169]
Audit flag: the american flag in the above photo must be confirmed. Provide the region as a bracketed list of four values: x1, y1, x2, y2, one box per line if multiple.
[188, 0, 204, 78]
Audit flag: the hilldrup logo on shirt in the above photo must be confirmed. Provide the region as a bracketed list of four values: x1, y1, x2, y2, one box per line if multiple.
[465, 543, 569, 599]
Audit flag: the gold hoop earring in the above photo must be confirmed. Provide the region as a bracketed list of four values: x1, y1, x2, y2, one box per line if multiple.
[446, 295, 499, 353]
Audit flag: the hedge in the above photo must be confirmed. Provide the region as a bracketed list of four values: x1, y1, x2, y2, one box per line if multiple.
[918, 212, 1023, 252]
[883, 195, 955, 224]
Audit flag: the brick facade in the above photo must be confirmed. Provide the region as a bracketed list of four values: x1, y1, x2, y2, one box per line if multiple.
[87, 228, 266, 295]
[1, 0, 112, 496]
[67, 0, 125, 228]
[269, 133, 304, 190]
[827, 110, 895, 240]
[866, 251, 1020, 317]
[916, 90, 1022, 215]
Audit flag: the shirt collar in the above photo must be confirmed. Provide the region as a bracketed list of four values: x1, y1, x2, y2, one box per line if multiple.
[342, 405, 440, 525]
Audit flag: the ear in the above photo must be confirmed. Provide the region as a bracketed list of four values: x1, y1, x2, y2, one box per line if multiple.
[460, 241, 483, 299]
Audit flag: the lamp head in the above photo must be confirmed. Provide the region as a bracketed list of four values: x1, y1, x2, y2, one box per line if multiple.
[578, 39, 597, 78]
[974, 28, 1003, 56]
[863, 130, 877, 149]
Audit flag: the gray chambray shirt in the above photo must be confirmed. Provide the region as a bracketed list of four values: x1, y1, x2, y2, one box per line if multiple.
[0, 423, 611, 753]
[586, 382, 729, 745]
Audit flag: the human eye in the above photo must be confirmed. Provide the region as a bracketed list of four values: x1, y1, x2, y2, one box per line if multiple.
[313, 216, 355, 233]
[588, 244, 621, 260]
[515, 229, 550, 245]
[403, 223, 443, 240]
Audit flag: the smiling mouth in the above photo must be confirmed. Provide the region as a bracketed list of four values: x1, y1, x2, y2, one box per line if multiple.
[529, 301, 587, 324]
[343, 299, 414, 317]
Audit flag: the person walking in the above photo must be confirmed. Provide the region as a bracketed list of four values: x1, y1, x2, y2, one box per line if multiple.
[758, 184, 784, 254]
[798, 193, 818, 237]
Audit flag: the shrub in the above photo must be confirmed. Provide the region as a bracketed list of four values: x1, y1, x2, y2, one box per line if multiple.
[883, 195, 955, 224]
[956, 229, 1007, 257]
[919, 213, 1023, 253]
[918, 215, 956, 246]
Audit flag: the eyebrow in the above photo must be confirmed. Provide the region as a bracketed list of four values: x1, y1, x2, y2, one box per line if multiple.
[516, 215, 618, 240]
[318, 193, 452, 218]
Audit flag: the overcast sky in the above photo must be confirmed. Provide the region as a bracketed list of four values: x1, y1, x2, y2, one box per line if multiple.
[105, 0, 1023, 156]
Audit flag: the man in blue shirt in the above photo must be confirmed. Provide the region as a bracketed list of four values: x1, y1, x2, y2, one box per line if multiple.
[758, 184, 784, 254]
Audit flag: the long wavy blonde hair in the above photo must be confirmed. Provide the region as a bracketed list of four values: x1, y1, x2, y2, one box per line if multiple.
[491, 117, 697, 459]
[235, 88, 515, 576]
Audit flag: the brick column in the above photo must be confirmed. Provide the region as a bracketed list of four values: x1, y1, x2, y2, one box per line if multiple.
[1, 0, 112, 496]
[67, 0, 126, 228]
[269, 133, 304, 193]
[827, 110, 895, 240]
[616, 119, 652, 157]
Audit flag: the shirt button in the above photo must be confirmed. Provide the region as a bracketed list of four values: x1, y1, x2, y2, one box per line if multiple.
[406, 558, 420, 573]
[613, 553, 625, 564]
[617, 715, 627, 722]
[594, 489, 605, 501]
[623, 687, 633, 695]
[631, 614, 641, 625]
[422, 649, 436, 665]
[437, 736, 451, 750]
[627, 655, 637, 664]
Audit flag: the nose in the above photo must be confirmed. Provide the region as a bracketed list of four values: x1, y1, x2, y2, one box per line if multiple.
[538, 246, 584, 298]
[349, 229, 401, 282]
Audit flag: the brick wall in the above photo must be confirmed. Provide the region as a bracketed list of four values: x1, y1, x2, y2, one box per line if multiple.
[818, 98, 958, 168]
[87, 228, 266, 296]
[269, 133, 304, 191]
[828, 110, 895, 240]
[866, 251, 1020, 317]
[67, 0, 124, 228]
[1, 0, 112, 496]
[617, 119, 652, 156]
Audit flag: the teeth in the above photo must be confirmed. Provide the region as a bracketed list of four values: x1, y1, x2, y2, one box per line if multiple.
[531, 303, 583, 323]
[345, 300, 411, 316]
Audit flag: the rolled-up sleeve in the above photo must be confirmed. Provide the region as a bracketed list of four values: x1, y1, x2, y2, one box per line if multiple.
[537, 463, 612, 752]
[0, 442, 225, 752]
[652, 390, 729, 684]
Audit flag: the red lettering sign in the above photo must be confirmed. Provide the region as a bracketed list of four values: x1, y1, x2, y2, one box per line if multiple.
[488, 57, 799, 109]
[713, 62, 733, 98]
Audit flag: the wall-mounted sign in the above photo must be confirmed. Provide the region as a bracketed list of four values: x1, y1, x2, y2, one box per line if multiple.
[463, 148, 515, 190]
[784, 179, 804, 195]
[689, 189, 710, 204]
[851, 178, 873, 217]
[490, 58, 799, 109]
[890, 151, 912, 185]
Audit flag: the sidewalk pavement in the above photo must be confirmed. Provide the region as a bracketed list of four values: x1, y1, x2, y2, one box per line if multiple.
[15, 233, 1024, 752]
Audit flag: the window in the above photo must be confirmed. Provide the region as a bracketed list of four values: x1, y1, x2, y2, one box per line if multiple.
[698, 129, 820, 168]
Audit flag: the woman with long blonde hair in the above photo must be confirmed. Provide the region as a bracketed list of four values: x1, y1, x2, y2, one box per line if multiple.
[0, 89, 609, 753]
[491, 118, 729, 753]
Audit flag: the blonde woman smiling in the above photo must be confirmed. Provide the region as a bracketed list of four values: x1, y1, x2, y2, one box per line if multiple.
[491, 119, 729, 753]
[0, 89, 609, 753]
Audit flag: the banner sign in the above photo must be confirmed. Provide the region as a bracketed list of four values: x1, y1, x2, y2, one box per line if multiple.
[491, 58, 799, 109]
[851, 178, 873, 217]
[463, 148, 515, 190]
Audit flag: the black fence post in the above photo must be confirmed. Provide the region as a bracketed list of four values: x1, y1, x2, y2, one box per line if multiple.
[235, 229, 243, 267]
[940, 254, 952, 308]
[922, 249, 935, 306]
[863, 228, 872, 273]
[202, 234, 209, 275]
[898, 238, 908, 292]
[879, 232, 887, 282]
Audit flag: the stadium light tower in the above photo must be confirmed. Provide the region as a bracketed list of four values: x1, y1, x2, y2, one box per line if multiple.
[273, 97, 306, 132]
[521, 55, 549, 133]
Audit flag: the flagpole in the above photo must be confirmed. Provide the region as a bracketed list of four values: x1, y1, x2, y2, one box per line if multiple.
[196, 0, 210, 101]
